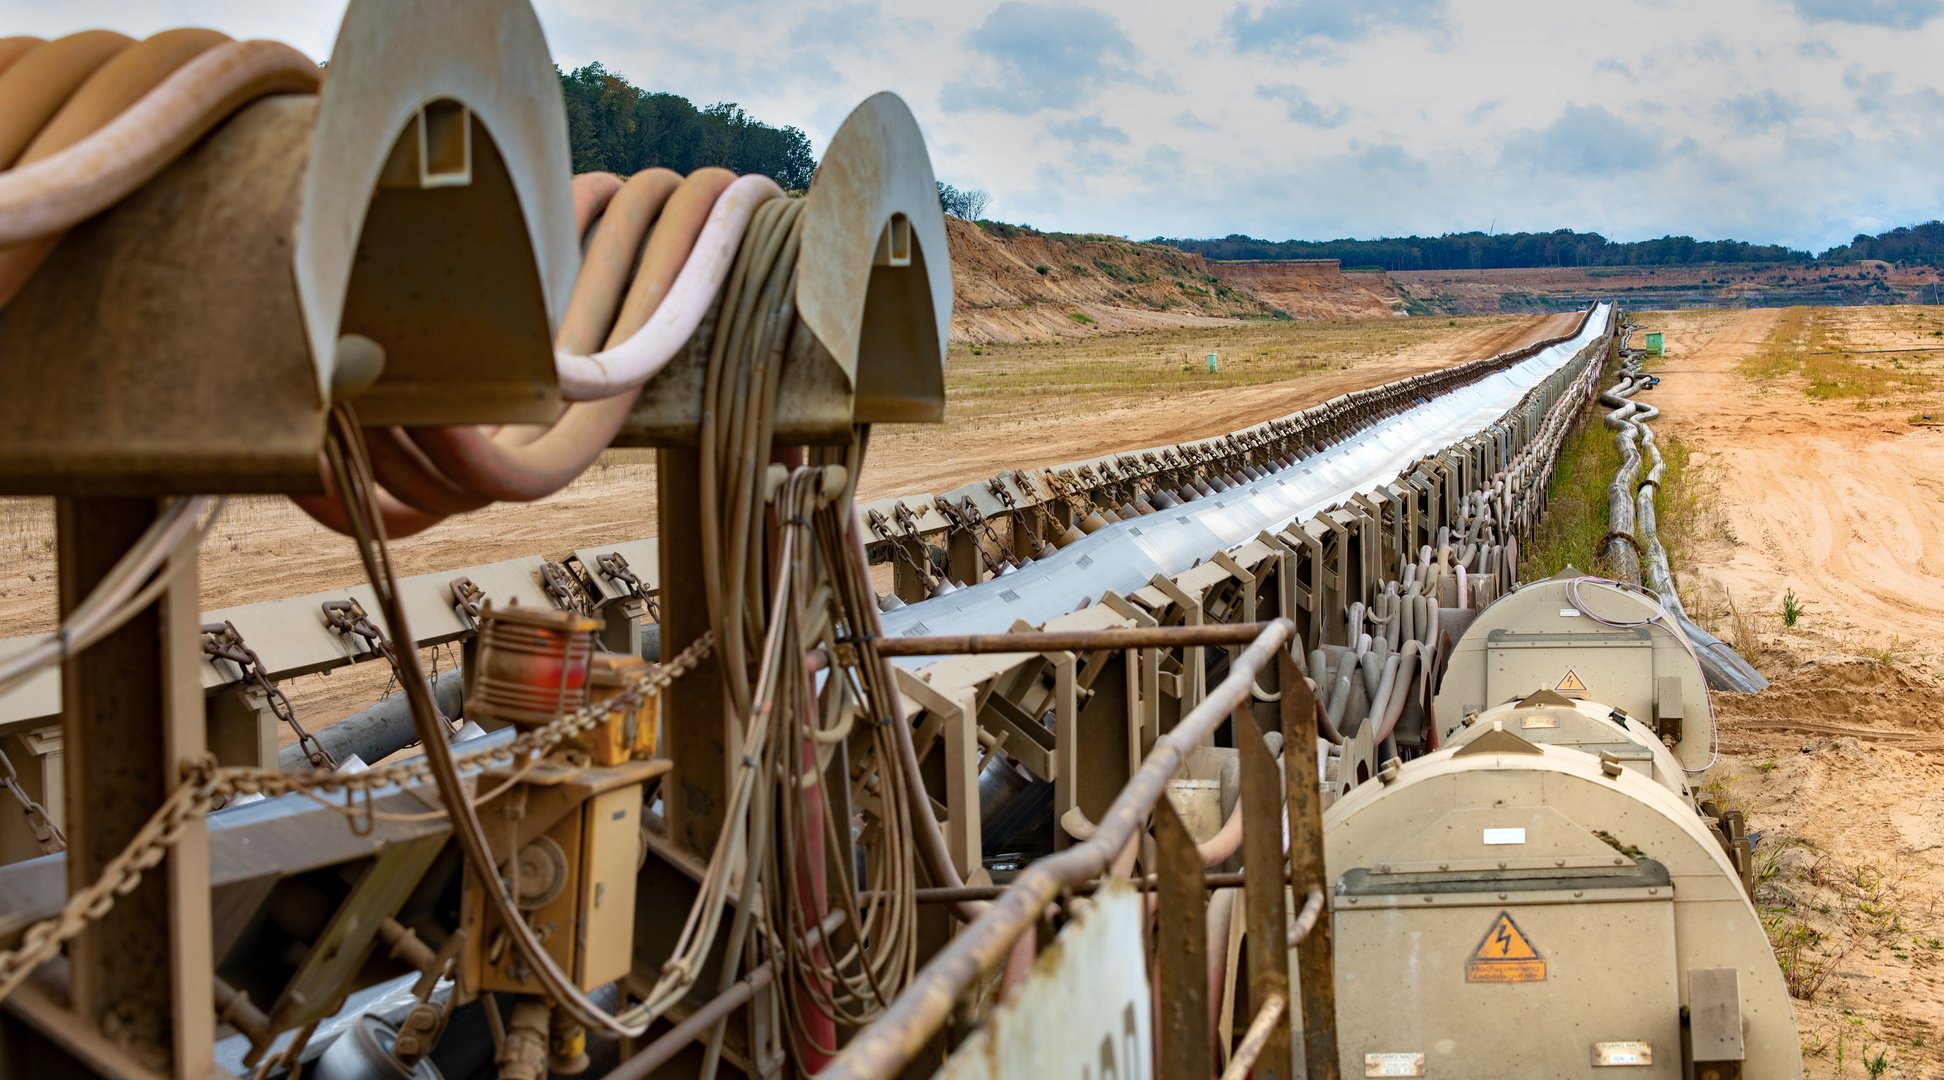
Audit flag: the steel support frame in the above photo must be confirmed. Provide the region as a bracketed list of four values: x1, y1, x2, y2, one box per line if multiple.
[2, 498, 215, 1080]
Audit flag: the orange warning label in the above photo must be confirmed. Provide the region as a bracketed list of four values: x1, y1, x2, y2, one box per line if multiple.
[1554, 669, 1588, 698]
[1466, 911, 1546, 983]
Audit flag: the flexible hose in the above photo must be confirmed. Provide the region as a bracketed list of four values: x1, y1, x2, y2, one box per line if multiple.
[554, 173, 783, 400]
[400, 169, 743, 502]
[0, 37, 321, 257]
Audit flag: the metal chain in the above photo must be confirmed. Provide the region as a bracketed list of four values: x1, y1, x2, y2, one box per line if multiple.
[0, 746, 64, 854]
[202, 621, 337, 771]
[594, 552, 660, 621]
[957, 498, 1014, 572]
[540, 560, 583, 613]
[322, 598, 395, 667]
[870, 507, 934, 590]
[932, 496, 1008, 578]
[0, 630, 713, 1007]
[322, 598, 456, 731]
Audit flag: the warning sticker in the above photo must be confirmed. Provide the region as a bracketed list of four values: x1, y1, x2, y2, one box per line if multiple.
[1466, 911, 1546, 983]
[1554, 670, 1588, 698]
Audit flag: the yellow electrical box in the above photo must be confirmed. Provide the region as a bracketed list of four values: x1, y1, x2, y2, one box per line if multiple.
[577, 785, 641, 988]
[461, 758, 665, 994]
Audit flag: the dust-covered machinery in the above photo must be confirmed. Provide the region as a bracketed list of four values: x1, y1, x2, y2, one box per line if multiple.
[0, 1, 953, 1077]
[1319, 569, 1796, 1078]
[0, 4, 1798, 1076]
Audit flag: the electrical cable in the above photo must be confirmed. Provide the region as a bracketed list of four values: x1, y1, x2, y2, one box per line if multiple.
[0, 36, 321, 270]
[0, 494, 221, 699]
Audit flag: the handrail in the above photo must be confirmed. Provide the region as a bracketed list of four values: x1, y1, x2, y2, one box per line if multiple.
[820, 617, 1296, 1080]
[874, 621, 1271, 656]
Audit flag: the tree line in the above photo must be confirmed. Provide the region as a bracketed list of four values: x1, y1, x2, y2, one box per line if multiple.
[1154, 229, 1812, 271]
[558, 63, 816, 191]
[1157, 221, 1944, 270]
[1818, 221, 1944, 265]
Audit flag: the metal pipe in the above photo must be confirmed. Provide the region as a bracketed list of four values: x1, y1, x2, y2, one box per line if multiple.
[604, 963, 775, 1080]
[1220, 994, 1287, 1080]
[873, 621, 1273, 657]
[820, 618, 1295, 1080]
[875, 869, 1268, 904]
[273, 668, 466, 773]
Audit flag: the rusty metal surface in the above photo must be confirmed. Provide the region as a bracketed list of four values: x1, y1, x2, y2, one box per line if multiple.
[874, 622, 1273, 657]
[933, 882, 1151, 1080]
[818, 619, 1293, 1080]
[1238, 708, 1292, 1080]
[0, 97, 324, 495]
[1154, 797, 1210, 1080]
[1280, 652, 1341, 1080]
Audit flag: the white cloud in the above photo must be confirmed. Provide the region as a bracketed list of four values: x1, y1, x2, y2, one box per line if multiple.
[16, 0, 1944, 251]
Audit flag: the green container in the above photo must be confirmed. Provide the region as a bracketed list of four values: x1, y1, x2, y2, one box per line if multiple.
[1644, 331, 1664, 356]
[1206, 353, 1219, 373]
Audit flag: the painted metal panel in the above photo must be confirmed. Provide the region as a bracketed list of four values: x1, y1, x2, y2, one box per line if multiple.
[936, 880, 1152, 1080]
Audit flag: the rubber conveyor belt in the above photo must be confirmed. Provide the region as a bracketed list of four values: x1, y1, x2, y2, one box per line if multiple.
[881, 304, 1612, 665]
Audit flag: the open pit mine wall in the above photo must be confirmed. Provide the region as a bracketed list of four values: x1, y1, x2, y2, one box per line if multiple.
[943, 219, 1399, 342]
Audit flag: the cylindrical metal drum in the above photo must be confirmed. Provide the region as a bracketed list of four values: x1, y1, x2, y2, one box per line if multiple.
[469, 601, 600, 728]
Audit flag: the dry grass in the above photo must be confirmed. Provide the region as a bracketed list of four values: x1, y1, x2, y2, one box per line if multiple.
[1737, 305, 1939, 403]
[0, 497, 53, 581]
[936, 314, 1535, 432]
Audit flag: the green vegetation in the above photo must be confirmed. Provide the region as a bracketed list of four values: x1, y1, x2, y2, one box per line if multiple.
[1067, 311, 1096, 325]
[1159, 229, 1811, 272]
[1158, 218, 1944, 272]
[557, 64, 815, 189]
[1782, 588, 1804, 627]
[1517, 354, 1702, 586]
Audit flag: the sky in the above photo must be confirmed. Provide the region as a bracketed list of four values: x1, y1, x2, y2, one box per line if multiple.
[10, 0, 1944, 252]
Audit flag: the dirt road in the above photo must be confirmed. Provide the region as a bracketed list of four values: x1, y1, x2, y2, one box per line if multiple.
[1639, 307, 1944, 660]
[1639, 305, 1944, 1078]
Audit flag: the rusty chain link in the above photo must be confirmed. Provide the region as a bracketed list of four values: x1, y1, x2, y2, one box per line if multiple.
[0, 746, 64, 855]
[0, 631, 713, 1007]
[932, 496, 1009, 578]
[323, 598, 456, 731]
[201, 621, 337, 771]
[539, 560, 582, 613]
[869, 507, 934, 591]
[448, 576, 485, 621]
[594, 552, 659, 621]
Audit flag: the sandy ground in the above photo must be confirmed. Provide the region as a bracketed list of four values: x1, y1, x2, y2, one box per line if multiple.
[1639, 305, 1944, 1077]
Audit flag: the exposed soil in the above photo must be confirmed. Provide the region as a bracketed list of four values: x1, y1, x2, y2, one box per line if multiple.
[1642, 304, 1944, 1077]
[944, 217, 1403, 343]
[1390, 262, 1944, 316]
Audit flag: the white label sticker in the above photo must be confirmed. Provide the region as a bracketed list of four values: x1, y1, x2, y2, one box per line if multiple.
[1365, 1052, 1427, 1077]
[1483, 828, 1527, 845]
[1593, 1041, 1653, 1066]
[1560, 608, 1581, 617]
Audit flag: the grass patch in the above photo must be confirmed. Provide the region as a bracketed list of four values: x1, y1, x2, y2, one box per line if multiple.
[1067, 311, 1096, 325]
[1519, 400, 1623, 581]
[1737, 305, 1934, 399]
[1520, 345, 1710, 587]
